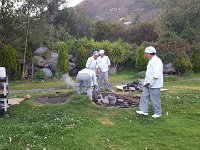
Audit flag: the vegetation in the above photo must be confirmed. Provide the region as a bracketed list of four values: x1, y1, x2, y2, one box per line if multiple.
[56, 42, 69, 74]
[192, 51, 200, 73]
[135, 45, 148, 71]
[76, 45, 89, 70]
[1, 71, 200, 149]
[0, 1, 200, 149]
[0, 44, 21, 79]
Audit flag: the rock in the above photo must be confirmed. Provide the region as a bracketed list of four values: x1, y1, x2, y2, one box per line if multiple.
[34, 46, 47, 55]
[129, 87, 135, 91]
[50, 52, 58, 62]
[92, 89, 99, 102]
[41, 68, 52, 78]
[68, 55, 76, 63]
[33, 55, 48, 67]
[45, 52, 58, 71]
[108, 94, 116, 105]
[69, 62, 76, 70]
[117, 99, 124, 103]
[109, 67, 117, 74]
[69, 68, 78, 76]
[101, 96, 109, 105]
[164, 63, 176, 74]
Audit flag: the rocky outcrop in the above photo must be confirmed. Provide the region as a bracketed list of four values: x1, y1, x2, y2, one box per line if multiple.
[23, 46, 76, 78]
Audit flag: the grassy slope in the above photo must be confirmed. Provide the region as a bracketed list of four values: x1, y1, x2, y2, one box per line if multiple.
[0, 71, 200, 150]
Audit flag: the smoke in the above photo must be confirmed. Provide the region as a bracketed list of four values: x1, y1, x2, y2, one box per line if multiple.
[62, 73, 76, 89]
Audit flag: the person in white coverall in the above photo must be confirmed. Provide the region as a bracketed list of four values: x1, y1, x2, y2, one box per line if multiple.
[136, 46, 163, 118]
[76, 68, 98, 100]
[86, 51, 99, 74]
[97, 49, 111, 91]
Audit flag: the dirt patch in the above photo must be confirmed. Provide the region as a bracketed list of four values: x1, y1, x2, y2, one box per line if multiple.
[97, 117, 114, 125]
[38, 96, 69, 104]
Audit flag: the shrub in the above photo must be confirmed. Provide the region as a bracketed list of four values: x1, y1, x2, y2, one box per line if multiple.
[0, 44, 21, 79]
[135, 45, 148, 71]
[192, 52, 200, 73]
[33, 70, 46, 80]
[173, 57, 192, 75]
[57, 42, 69, 74]
[155, 32, 190, 63]
[106, 39, 132, 69]
[76, 45, 89, 70]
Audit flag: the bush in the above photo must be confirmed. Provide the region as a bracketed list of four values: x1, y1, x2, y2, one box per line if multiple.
[135, 45, 148, 71]
[173, 57, 192, 75]
[111, 39, 132, 68]
[57, 42, 69, 74]
[155, 32, 190, 63]
[0, 44, 21, 79]
[192, 52, 200, 73]
[33, 70, 46, 80]
[76, 45, 89, 70]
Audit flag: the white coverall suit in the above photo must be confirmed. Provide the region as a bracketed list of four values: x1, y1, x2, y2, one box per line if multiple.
[76, 68, 97, 100]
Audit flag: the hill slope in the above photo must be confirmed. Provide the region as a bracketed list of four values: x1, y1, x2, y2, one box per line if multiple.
[75, 0, 161, 23]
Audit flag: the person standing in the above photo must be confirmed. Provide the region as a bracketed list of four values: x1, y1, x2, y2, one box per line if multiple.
[76, 68, 97, 100]
[136, 46, 163, 118]
[86, 51, 99, 74]
[97, 49, 111, 91]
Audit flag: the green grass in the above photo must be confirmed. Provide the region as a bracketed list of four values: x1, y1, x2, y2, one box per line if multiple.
[0, 72, 200, 150]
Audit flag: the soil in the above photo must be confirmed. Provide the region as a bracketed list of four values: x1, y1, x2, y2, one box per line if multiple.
[38, 96, 69, 104]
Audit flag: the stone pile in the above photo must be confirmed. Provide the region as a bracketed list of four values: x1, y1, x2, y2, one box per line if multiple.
[24, 46, 77, 78]
[92, 91, 140, 108]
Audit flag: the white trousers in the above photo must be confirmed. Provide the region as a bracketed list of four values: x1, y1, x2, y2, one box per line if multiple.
[76, 73, 93, 100]
[139, 87, 162, 115]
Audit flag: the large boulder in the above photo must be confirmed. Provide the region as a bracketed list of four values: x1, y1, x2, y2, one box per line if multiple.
[164, 63, 176, 74]
[41, 68, 52, 78]
[33, 55, 48, 68]
[34, 46, 47, 55]
[45, 52, 58, 72]
[69, 62, 76, 71]
[69, 68, 78, 76]
[68, 55, 76, 63]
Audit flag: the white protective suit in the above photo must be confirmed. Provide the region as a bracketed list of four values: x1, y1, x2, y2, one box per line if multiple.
[76, 68, 97, 100]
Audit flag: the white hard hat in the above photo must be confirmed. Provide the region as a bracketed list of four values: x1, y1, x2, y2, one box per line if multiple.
[99, 49, 105, 54]
[145, 46, 156, 54]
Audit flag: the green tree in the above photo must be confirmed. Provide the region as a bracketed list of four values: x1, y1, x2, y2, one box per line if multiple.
[0, 44, 21, 79]
[107, 39, 132, 69]
[127, 22, 158, 45]
[192, 51, 200, 73]
[135, 45, 148, 71]
[57, 42, 69, 74]
[155, 32, 190, 63]
[93, 21, 112, 41]
[159, 0, 200, 43]
[76, 45, 89, 70]
[0, 0, 20, 46]
[173, 57, 192, 75]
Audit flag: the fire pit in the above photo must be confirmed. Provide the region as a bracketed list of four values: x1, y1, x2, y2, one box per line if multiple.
[92, 91, 140, 108]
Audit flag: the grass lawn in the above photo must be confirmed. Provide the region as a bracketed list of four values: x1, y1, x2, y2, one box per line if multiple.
[0, 71, 200, 150]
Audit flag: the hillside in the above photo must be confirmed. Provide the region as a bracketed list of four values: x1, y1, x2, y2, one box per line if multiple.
[75, 0, 161, 24]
